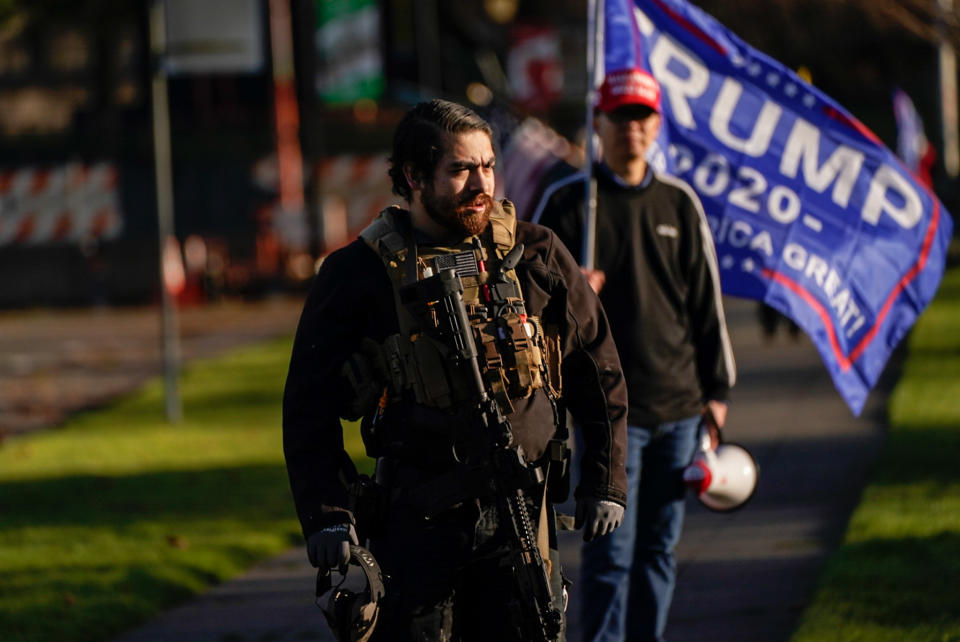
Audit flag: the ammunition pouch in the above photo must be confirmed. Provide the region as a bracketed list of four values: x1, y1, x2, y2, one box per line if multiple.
[364, 436, 568, 521]
[474, 311, 548, 413]
[380, 330, 477, 412]
[360, 399, 487, 465]
[375, 314, 553, 418]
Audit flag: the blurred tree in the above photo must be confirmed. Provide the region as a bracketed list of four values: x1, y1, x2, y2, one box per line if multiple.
[0, 0, 138, 29]
[851, 0, 959, 45]
[0, 0, 16, 24]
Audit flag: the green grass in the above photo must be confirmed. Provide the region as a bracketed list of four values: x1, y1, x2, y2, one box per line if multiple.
[792, 264, 960, 641]
[0, 336, 372, 642]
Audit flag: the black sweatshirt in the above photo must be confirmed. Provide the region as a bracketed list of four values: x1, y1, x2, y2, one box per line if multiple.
[282, 210, 628, 538]
[533, 163, 736, 427]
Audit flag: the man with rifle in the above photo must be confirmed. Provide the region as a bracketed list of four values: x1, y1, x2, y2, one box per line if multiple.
[283, 99, 627, 641]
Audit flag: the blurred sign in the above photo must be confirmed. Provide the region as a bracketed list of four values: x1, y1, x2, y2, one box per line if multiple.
[604, 0, 954, 415]
[507, 26, 564, 112]
[893, 88, 935, 188]
[0, 163, 122, 245]
[253, 153, 393, 252]
[316, 0, 384, 104]
[501, 118, 572, 220]
[164, 0, 264, 74]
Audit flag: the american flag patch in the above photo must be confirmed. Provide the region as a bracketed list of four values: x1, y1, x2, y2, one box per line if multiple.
[433, 251, 479, 277]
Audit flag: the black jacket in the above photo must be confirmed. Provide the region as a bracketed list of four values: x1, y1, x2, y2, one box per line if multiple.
[282, 210, 628, 538]
[534, 163, 736, 427]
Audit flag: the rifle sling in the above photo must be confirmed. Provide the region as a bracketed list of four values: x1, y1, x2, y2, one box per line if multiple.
[537, 462, 552, 582]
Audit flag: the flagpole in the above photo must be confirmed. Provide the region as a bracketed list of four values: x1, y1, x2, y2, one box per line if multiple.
[937, 0, 959, 177]
[583, 0, 604, 270]
[150, 0, 182, 423]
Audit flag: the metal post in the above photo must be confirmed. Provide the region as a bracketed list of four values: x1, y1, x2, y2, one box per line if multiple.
[150, 0, 182, 423]
[939, 0, 959, 177]
[583, 0, 604, 270]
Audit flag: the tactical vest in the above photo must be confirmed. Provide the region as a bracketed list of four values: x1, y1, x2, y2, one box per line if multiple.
[359, 201, 561, 419]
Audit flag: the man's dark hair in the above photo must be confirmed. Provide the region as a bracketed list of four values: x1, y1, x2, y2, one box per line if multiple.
[388, 99, 494, 202]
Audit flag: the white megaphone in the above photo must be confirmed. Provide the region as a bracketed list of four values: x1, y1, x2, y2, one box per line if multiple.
[683, 428, 759, 512]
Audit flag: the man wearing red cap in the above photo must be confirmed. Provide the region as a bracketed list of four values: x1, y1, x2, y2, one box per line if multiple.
[532, 68, 736, 642]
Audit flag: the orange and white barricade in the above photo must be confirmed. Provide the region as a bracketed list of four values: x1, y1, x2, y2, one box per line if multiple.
[0, 162, 122, 246]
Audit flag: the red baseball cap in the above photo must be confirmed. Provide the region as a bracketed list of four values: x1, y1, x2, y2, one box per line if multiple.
[596, 68, 661, 113]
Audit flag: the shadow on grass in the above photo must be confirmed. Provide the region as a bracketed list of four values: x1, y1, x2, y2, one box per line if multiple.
[861, 426, 960, 487]
[808, 531, 960, 633]
[900, 344, 960, 359]
[0, 463, 296, 529]
[0, 464, 303, 642]
[0, 559, 274, 642]
[928, 268, 960, 298]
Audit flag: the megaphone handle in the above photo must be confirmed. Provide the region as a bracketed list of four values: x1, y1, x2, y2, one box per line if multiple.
[703, 400, 727, 432]
[696, 421, 711, 453]
[701, 411, 724, 450]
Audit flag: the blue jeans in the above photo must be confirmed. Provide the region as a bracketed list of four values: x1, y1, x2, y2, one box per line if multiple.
[580, 416, 701, 642]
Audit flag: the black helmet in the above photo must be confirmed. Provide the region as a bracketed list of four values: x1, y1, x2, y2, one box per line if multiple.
[316, 545, 385, 642]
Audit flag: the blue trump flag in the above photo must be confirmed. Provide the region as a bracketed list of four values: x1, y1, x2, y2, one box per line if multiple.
[601, 0, 954, 414]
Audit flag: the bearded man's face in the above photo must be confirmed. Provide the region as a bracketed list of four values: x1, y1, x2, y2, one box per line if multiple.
[421, 130, 496, 237]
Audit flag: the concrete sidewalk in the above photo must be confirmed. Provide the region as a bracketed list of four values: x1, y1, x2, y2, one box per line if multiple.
[108, 296, 887, 642]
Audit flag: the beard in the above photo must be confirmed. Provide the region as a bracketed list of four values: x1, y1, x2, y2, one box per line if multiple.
[422, 184, 493, 238]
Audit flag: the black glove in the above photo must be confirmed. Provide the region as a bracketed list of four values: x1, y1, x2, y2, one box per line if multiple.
[575, 498, 625, 542]
[306, 523, 359, 573]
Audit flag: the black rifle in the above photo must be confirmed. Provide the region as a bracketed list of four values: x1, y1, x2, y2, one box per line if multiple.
[398, 265, 563, 642]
